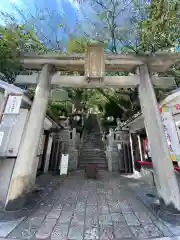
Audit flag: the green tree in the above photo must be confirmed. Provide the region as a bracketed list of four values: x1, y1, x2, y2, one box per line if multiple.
[66, 36, 135, 119]
[0, 22, 49, 82]
[75, 0, 179, 120]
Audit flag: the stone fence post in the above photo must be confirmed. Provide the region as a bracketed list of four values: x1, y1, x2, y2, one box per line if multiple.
[105, 129, 119, 172]
[105, 129, 132, 173]
[58, 125, 79, 171]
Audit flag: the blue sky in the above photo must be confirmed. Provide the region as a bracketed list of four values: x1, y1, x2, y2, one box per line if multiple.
[0, 0, 105, 50]
[0, 0, 84, 47]
[0, 0, 179, 52]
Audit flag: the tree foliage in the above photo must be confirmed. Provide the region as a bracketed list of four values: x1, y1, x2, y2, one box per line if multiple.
[0, 0, 179, 122]
[0, 21, 49, 82]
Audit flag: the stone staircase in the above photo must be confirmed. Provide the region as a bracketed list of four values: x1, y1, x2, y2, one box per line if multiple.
[79, 114, 107, 169]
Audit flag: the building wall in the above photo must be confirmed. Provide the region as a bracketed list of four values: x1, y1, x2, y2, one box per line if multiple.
[0, 158, 15, 204]
[0, 109, 28, 204]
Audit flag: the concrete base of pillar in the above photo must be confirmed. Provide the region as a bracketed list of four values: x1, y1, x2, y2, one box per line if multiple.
[5, 195, 28, 211]
[5, 182, 39, 211]
[159, 198, 180, 215]
[136, 184, 180, 225]
[151, 198, 180, 225]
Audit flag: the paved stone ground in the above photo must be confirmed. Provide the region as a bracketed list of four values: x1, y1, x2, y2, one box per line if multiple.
[1, 170, 180, 240]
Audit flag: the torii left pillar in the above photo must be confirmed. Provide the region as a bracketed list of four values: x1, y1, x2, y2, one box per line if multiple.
[6, 64, 53, 210]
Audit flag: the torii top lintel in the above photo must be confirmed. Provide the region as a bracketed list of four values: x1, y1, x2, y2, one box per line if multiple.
[19, 44, 180, 73]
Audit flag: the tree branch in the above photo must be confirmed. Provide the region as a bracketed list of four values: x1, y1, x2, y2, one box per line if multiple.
[97, 88, 128, 113]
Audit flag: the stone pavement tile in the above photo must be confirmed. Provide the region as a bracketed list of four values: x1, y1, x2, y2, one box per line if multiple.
[78, 195, 88, 202]
[128, 196, 157, 220]
[31, 205, 52, 218]
[134, 197, 158, 221]
[99, 214, 113, 226]
[112, 221, 128, 232]
[74, 202, 86, 214]
[130, 225, 148, 238]
[51, 223, 69, 240]
[68, 223, 84, 240]
[87, 199, 97, 206]
[118, 201, 132, 213]
[63, 203, 76, 211]
[46, 208, 62, 219]
[144, 223, 163, 238]
[96, 183, 105, 189]
[134, 211, 153, 225]
[8, 216, 45, 239]
[113, 225, 133, 239]
[86, 205, 98, 216]
[53, 202, 64, 210]
[0, 217, 24, 238]
[98, 200, 107, 207]
[56, 211, 73, 224]
[123, 213, 141, 226]
[84, 225, 99, 240]
[109, 202, 122, 213]
[153, 221, 174, 237]
[85, 216, 98, 226]
[97, 194, 106, 200]
[56, 195, 68, 203]
[67, 196, 78, 204]
[111, 213, 126, 223]
[163, 222, 180, 236]
[99, 225, 115, 240]
[98, 204, 109, 214]
[152, 237, 180, 240]
[35, 219, 57, 239]
[145, 210, 158, 221]
[79, 190, 89, 199]
[71, 212, 85, 225]
[104, 190, 113, 196]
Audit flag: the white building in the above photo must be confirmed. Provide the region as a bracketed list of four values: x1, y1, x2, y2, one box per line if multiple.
[0, 78, 60, 206]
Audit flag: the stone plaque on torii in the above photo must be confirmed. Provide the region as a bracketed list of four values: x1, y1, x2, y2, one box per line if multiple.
[6, 44, 180, 212]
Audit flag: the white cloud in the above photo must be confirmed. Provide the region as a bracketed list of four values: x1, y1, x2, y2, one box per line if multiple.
[68, 0, 80, 10]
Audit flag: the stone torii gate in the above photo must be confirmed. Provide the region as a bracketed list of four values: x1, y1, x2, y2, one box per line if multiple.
[6, 44, 180, 210]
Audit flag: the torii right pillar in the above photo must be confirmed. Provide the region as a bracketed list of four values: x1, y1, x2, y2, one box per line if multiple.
[137, 64, 180, 211]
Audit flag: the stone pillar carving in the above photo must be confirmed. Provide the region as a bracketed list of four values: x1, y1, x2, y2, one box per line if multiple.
[138, 64, 180, 210]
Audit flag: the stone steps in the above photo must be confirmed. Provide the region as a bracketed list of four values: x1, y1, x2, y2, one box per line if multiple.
[80, 155, 106, 158]
[80, 155, 106, 159]
[79, 160, 107, 165]
[79, 114, 107, 169]
[79, 163, 107, 169]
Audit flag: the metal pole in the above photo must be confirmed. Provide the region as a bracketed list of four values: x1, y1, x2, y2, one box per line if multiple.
[137, 134, 143, 162]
